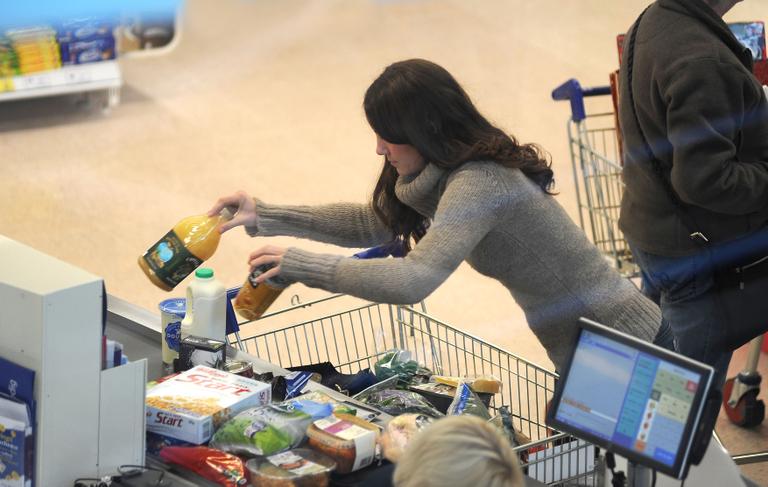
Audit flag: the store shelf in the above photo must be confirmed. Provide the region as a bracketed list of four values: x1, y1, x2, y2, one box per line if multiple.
[0, 60, 121, 107]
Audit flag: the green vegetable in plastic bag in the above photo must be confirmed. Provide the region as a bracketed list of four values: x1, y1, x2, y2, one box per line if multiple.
[209, 403, 313, 457]
[374, 350, 418, 383]
[360, 389, 444, 418]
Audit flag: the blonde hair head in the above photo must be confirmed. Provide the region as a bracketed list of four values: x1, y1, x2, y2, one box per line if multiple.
[393, 415, 524, 487]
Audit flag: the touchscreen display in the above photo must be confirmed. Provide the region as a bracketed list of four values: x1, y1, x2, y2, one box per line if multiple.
[553, 330, 703, 467]
[729, 21, 766, 61]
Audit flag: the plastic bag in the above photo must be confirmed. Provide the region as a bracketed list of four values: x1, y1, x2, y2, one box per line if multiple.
[358, 389, 443, 418]
[159, 446, 246, 486]
[447, 382, 491, 419]
[288, 399, 334, 420]
[209, 402, 314, 457]
[374, 350, 419, 384]
[290, 390, 361, 417]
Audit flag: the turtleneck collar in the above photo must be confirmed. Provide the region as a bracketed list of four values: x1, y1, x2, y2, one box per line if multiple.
[394, 163, 446, 217]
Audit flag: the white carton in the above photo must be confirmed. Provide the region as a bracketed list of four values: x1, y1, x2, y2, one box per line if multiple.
[145, 365, 270, 444]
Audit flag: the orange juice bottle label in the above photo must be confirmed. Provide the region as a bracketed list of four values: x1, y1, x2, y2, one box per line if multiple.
[141, 229, 204, 289]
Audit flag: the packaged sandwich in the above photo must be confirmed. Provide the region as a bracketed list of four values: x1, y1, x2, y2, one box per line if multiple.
[245, 448, 336, 487]
[306, 413, 380, 474]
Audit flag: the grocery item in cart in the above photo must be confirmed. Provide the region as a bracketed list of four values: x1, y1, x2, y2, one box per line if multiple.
[353, 375, 442, 418]
[224, 359, 254, 379]
[409, 381, 493, 414]
[177, 335, 226, 372]
[287, 361, 378, 396]
[431, 374, 502, 394]
[379, 413, 433, 463]
[138, 209, 233, 291]
[146, 431, 195, 456]
[357, 389, 443, 418]
[234, 263, 290, 320]
[159, 446, 247, 487]
[447, 382, 491, 420]
[374, 349, 420, 384]
[245, 448, 337, 487]
[306, 413, 380, 474]
[209, 402, 315, 457]
[489, 405, 531, 464]
[291, 390, 380, 420]
[145, 365, 271, 444]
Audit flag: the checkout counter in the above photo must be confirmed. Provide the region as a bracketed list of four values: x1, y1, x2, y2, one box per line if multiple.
[3, 235, 751, 487]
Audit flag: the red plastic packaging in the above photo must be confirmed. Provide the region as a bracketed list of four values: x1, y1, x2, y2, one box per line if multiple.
[159, 446, 246, 486]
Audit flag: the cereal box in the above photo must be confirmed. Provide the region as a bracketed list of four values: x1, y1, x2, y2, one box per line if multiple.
[145, 365, 270, 444]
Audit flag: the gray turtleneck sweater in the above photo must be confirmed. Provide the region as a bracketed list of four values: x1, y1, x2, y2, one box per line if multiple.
[247, 161, 661, 371]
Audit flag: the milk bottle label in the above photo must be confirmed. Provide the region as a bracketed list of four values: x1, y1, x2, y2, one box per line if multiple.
[142, 230, 203, 288]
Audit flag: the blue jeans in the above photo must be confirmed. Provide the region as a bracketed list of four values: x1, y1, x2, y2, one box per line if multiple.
[629, 242, 733, 388]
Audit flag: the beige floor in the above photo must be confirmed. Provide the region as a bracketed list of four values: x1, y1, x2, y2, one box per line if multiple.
[2, 0, 767, 483]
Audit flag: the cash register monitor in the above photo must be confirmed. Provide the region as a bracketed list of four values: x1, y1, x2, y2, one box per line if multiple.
[546, 318, 714, 479]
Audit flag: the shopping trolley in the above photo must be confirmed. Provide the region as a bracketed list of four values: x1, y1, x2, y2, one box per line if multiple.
[230, 293, 604, 486]
[552, 79, 638, 278]
[551, 79, 768, 470]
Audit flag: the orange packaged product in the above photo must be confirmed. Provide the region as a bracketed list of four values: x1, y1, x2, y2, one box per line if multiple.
[306, 413, 380, 474]
[233, 264, 290, 320]
[139, 209, 233, 291]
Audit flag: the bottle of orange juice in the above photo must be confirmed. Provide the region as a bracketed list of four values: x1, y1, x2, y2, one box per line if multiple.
[233, 264, 290, 321]
[138, 208, 234, 291]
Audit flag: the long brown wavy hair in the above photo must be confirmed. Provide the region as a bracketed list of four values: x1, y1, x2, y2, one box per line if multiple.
[364, 59, 554, 251]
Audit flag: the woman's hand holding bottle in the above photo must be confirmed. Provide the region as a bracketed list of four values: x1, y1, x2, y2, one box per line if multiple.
[248, 245, 287, 284]
[208, 190, 259, 233]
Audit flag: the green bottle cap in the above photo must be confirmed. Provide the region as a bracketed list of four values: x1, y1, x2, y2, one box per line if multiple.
[195, 268, 214, 279]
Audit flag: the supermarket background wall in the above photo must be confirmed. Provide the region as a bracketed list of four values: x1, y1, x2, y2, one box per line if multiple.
[0, 0, 765, 371]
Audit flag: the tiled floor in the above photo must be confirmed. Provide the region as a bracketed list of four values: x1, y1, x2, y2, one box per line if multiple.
[2, 0, 767, 484]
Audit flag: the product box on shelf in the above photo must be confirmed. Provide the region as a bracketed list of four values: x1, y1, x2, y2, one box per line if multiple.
[59, 36, 115, 65]
[145, 365, 271, 444]
[0, 395, 33, 487]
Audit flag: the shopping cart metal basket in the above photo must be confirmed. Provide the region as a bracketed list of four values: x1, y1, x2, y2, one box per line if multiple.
[552, 79, 638, 278]
[231, 293, 604, 486]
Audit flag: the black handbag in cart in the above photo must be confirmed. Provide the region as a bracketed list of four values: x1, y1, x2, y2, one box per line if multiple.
[624, 8, 768, 352]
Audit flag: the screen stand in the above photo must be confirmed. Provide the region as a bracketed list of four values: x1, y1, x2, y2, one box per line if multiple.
[627, 462, 653, 487]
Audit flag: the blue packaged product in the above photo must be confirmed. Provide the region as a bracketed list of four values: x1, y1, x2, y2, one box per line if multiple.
[60, 36, 115, 65]
[446, 382, 491, 419]
[0, 394, 33, 487]
[57, 18, 113, 43]
[289, 400, 334, 420]
[284, 371, 314, 400]
[146, 431, 195, 456]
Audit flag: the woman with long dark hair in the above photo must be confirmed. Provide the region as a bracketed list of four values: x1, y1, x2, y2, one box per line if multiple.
[209, 59, 662, 371]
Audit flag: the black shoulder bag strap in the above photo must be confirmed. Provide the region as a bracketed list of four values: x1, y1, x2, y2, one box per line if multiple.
[624, 8, 710, 245]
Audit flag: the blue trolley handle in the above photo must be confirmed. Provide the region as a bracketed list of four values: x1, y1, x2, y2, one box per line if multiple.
[551, 79, 611, 122]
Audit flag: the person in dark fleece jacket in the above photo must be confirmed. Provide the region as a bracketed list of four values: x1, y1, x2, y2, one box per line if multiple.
[619, 0, 768, 382]
[209, 59, 663, 373]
